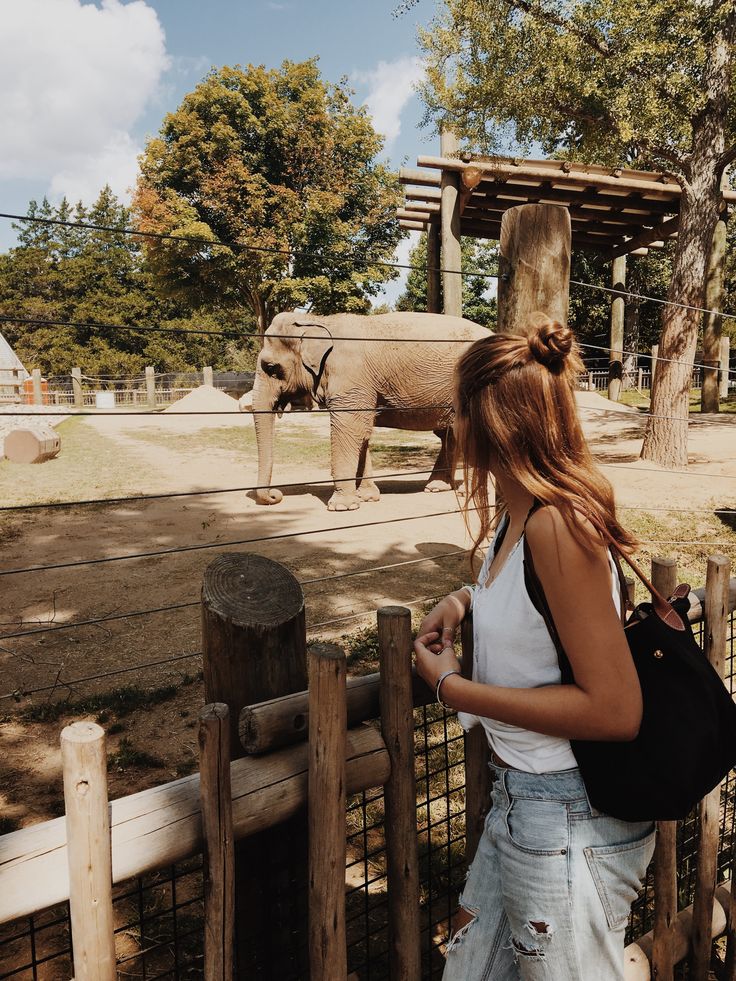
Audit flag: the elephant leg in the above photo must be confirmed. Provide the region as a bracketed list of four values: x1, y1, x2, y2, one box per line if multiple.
[425, 428, 457, 493]
[356, 446, 380, 503]
[327, 409, 375, 511]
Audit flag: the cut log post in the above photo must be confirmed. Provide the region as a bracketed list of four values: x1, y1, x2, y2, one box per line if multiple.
[497, 204, 572, 334]
[637, 367, 644, 393]
[702, 209, 727, 412]
[71, 366, 83, 407]
[440, 129, 462, 318]
[31, 368, 43, 406]
[61, 721, 116, 981]
[378, 607, 421, 981]
[427, 222, 441, 314]
[588, 370, 595, 392]
[690, 555, 731, 980]
[202, 552, 308, 979]
[721, 336, 731, 400]
[461, 613, 490, 864]
[145, 366, 156, 409]
[308, 643, 347, 981]
[199, 703, 234, 981]
[608, 255, 627, 402]
[4, 425, 60, 463]
[203, 365, 214, 388]
[650, 556, 679, 981]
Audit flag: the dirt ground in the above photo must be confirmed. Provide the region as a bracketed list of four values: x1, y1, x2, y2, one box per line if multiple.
[0, 393, 735, 828]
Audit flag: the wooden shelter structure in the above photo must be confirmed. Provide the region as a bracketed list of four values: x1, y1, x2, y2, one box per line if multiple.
[0, 331, 27, 402]
[398, 134, 734, 403]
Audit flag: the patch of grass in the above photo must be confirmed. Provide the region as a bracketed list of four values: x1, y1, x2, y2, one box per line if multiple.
[21, 683, 180, 723]
[108, 737, 164, 772]
[617, 388, 736, 414]
[0, 417, 153, 507]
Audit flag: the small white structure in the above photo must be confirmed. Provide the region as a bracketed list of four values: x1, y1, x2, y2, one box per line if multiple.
[0, 333, 28, 402]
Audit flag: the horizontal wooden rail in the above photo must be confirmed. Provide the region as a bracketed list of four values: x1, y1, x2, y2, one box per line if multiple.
[240, 664, 436, 755]
[0, 725, 388, 926]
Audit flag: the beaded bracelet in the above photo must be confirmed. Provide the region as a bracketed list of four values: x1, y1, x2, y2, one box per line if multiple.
[435, 668, 461, 709]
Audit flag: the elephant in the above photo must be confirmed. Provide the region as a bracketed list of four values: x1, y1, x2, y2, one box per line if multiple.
[245, 310, 490, 511]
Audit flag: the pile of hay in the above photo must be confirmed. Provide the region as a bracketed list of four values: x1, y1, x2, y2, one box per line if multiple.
[163, 385, 239, 414]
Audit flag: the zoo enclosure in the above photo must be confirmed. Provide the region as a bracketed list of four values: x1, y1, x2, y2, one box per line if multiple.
[0, 552, 735, 981]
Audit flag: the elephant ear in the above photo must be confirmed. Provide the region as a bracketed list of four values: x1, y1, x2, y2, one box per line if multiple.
[295, 321, 334, 385]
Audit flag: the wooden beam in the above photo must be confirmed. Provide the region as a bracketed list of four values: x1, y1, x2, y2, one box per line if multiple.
[399, 200, 440, 213]
[0, 725, 390, 926]
[397, 208, 436, 221]
[465, 197, 669, 228]
[403, 186, 442, 202]
[608, 215, 679, 257]
[399, 219, 429, 230]
[399, 167, 441, 187]
[471, 179, 679, 216]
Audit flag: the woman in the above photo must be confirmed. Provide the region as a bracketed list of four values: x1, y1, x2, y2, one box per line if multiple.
[414, 314, 655, 981]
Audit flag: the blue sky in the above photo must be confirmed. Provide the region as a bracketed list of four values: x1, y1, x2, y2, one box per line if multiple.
[0, 0, 442, 300]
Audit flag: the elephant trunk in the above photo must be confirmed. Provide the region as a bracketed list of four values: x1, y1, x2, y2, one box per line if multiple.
[252, 375, 283, 505]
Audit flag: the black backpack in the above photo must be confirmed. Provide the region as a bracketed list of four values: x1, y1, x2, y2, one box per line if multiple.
[522, 516, 736, 822]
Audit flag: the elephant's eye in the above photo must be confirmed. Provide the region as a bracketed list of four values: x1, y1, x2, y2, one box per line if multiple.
[261, 361, 281, 378]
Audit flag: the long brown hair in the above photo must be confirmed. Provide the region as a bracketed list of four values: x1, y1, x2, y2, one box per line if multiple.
[453, 312, 637, 568]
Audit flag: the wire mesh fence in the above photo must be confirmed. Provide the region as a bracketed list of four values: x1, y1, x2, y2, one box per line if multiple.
[0, 608, 733, 979]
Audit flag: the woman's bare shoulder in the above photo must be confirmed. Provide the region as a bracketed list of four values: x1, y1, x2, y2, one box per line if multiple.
[525, 504, 607, 571]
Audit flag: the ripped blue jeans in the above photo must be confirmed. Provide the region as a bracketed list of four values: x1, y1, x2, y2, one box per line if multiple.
[443, 764, 656, 981]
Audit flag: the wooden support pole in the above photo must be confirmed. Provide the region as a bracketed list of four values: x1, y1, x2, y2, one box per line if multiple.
[650, 556, 678, 981]
[308, 643, 347, 981]
[721, 336, 731, 400]
[61, 721, 116, 981]
[702, 210, 727, 412]
[199, 703, 235, 981]
[461, 613, 490, 864]
[145, 366, 156, 409]
[203, 366, 214, 388]
[427, 223, 441, 314]
[202, 552, 308, 979]
[690, 555, 731, 981]
[440, 130, 463, 318]
[31, 368, 42, 406]
[378, 606, 421, 981]
[637, 367, 644, 393]
[71, 366, 83, 407]
[608, 255, 627, 402]
[496, 204, 571, 334]
[651, 344, 659, 386]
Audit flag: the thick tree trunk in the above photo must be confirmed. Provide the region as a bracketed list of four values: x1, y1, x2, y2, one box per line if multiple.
[640, 10, 734, 467]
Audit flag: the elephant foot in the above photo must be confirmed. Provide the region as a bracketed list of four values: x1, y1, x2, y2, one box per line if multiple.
[327, 491, 361, 511]
[424, 479, 454, 493]
[356, 481, 380, 503]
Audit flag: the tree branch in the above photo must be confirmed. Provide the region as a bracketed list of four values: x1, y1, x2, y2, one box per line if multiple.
[716, 143, 736, 173]
[497, 0, 612, 57]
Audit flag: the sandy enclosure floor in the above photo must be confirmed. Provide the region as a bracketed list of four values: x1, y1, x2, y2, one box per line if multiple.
[0, 392, 734, 825]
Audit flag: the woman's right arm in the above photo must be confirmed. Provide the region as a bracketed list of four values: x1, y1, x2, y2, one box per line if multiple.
[416, 588, 472, 654]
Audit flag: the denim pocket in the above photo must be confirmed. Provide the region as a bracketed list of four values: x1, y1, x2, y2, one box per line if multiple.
[504, 797, 569, 856]
[584, 824, 656, 930]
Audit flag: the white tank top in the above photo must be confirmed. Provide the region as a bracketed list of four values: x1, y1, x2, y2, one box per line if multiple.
[458, 514, 622, 773]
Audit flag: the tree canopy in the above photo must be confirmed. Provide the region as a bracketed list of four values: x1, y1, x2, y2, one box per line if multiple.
[412, 0, 736, 466]
[134, 59, 405, 332]
[0, 190, 251, 376]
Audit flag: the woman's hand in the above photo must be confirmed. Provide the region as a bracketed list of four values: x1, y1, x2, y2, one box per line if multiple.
[413, 631, 462, 689]
[417, 591, 469, 654]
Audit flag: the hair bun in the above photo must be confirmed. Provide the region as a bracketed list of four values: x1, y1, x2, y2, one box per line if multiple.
[526, 315, 573, 371]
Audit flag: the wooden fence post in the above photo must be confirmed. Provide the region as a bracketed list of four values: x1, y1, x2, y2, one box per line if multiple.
[203, 366, 214, 388]
[440, 129, 462, 318]
[71, 367, 83, 407]
[461, 614, 491, 865]
[497, 204, 571, 334]
[690, 555, 731, 980]
[145, 366, 156, 409]
[199, 703, 234, 981]
[202, 553, 308, 979]
[637, 367, 644, 393]
[308, 643, 348, 981]
[61, 721, 116, 981]
[378, 607, 421, 981]
[31, 368, 42, 406]
[650, 556, 679, 981]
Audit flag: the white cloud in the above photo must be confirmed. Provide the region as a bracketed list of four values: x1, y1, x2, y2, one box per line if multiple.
[0, 0, 170, 204]
[355, 56, 424, 148]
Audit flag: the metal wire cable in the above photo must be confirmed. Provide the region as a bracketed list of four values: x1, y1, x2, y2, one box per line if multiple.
[0, 466, 447, 512]
[0, 546, 470, 642]
[0, 505, 472, 578]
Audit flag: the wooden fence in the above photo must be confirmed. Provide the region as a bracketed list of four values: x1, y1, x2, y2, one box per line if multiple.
[0, 553, 734, 979]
